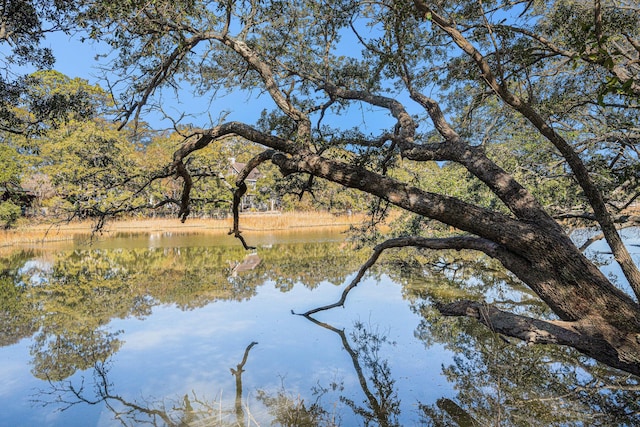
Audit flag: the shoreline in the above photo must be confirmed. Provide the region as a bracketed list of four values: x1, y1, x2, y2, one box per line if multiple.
[0, 211, 368, 247]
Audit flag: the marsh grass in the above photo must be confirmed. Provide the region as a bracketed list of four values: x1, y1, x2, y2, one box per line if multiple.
[0, 211, 368, 248]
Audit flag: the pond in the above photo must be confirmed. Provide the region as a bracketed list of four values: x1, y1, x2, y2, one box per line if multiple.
[1, 229, 640, 426]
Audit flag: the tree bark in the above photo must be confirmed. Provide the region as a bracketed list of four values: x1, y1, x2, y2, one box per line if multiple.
[437, 300, 640, 376]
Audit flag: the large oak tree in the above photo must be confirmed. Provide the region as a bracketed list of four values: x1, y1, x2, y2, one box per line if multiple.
[61, 0, 640, 375]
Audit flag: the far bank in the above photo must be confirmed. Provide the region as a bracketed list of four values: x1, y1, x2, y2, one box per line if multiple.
[0, 211, 370, 247]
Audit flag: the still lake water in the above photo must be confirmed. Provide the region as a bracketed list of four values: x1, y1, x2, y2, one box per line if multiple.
[2, 229, 640, 426]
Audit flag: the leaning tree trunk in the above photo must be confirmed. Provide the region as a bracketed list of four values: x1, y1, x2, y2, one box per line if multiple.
[269, 150, 640, 375]
[487, 225, 640, 375]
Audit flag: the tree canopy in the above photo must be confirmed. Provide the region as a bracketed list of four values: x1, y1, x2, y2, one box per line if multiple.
[4, 0, 640, 376]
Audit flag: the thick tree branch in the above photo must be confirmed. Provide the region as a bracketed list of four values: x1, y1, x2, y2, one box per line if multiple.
[234, 150, 277, 185]
[171, 125, 294, 236]
[437, 300, 583, 345]
[437, 300, 640, 376]
[175, 123, 296, 159]
[177, 124, 533, 250]
[174, 160, 192, 222]
[170, 123, 297, 225]
[271, 151, 539, 250]
[322, 78, 555, 227]
[408, 91, 460, 143]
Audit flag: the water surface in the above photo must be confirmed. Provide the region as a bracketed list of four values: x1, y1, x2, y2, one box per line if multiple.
[1, 229, 640, 426]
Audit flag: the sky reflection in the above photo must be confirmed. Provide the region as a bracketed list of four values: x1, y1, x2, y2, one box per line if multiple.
[0, 237, 454, 426]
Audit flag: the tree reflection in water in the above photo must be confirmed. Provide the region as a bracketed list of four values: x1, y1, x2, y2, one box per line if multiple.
[35, 302, 640, 426]
[35, 342, 261, 426]
[300, 246, 640, 426]
[415, 311, 640, 426]
[4, 237, 640, 425]
[34, 318, 402, 427]
[394, 249, 640, 426]
[301, 316, 401, 427]
[0, 240, 366, 381]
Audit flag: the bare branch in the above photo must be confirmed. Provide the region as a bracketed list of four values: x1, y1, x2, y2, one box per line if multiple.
[321, 82, 417, 144]
[297, 236, 504, 316]
[117, 35, 204, 129]
[219, 36, 312, 140]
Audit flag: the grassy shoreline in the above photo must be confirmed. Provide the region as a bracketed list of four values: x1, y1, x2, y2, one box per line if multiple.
[0, 211, 368, 247]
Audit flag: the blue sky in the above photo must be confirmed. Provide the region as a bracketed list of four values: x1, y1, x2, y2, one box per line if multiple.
[43, 30, 400, 135]
[44, 31, 277, 130]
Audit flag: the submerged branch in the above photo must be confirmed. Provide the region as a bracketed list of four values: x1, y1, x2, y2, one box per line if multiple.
[436, 300, 582, 345]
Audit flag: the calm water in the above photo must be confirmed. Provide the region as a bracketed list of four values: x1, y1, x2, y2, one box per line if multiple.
[2, 229, 640, 426]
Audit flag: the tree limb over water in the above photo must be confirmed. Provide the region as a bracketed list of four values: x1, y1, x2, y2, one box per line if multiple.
[437, 300, 640, 377]
[296, 236, 502, 317]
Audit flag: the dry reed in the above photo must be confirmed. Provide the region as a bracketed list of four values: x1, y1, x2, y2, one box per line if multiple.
[0, 211, 368, 248]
